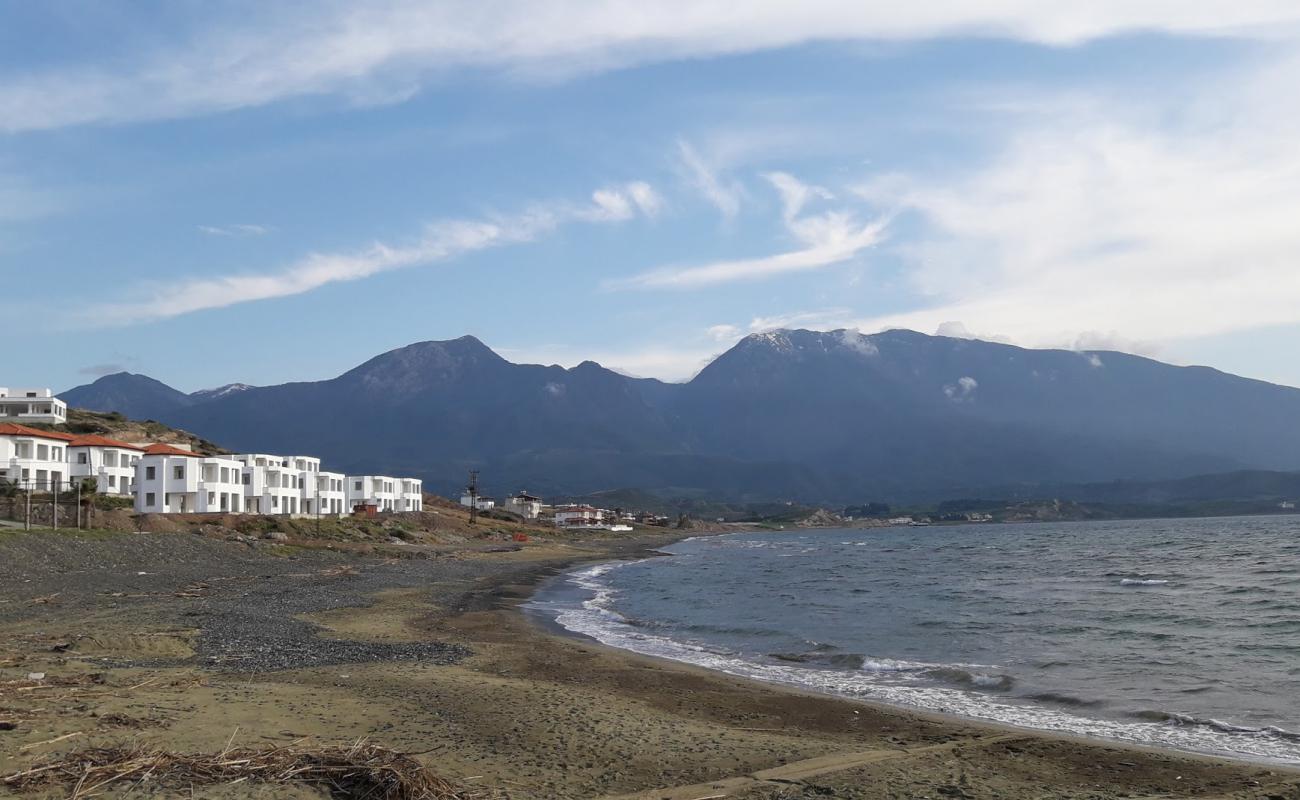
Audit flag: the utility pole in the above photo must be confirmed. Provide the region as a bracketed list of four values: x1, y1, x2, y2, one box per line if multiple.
[52, 479, 58, 531]
[467, 469, 479, 525]
[24, 480, 31, 531]
[76, 480, 82, 530]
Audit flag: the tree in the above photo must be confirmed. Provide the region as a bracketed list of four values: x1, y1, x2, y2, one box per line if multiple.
[78, 477, 99, 528]
[0, 478, 18, 521]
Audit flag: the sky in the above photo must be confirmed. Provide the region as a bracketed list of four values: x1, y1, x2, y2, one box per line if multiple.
[5, 2, 1300, 392]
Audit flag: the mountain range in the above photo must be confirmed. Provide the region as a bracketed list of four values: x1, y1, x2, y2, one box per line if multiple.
[61, 329, 1300, 503]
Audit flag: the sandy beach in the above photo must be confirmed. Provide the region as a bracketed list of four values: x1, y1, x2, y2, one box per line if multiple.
[1, 527, 1297, 799]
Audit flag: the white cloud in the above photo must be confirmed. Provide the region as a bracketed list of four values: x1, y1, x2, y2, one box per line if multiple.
[944, 375, 978, 401]
[706, 324, 742, 342]
[6, 3, 1300, 132]
[610, 172, 887, 290]
[748, 307, 853, 333]
[197, 223, 272, 237]
[675, 140, 743, 219]
[838, 328, 879, 357]
[852, 54, 1300, 355]
[81, 181, 659, 325]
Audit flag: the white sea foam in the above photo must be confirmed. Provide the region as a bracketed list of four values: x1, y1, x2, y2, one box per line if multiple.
[531, 561, 1300, 765]
[1120, 578, 1170, 586]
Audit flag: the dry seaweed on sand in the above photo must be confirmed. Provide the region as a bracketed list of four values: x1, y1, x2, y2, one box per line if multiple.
[2, 739, 485, 799]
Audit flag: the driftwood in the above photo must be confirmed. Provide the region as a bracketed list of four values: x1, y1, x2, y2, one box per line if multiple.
[2, 739, 483, 799]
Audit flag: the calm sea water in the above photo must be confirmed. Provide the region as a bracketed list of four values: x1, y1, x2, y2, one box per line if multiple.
[528, 516, 1300, 763]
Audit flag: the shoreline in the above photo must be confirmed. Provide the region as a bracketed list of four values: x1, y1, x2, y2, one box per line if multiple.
[510, 540, 1300, 772]
[2, 528, 1298, 798]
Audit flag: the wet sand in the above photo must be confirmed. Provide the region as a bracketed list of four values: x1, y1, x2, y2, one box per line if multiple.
[1, 528, 1297, 799]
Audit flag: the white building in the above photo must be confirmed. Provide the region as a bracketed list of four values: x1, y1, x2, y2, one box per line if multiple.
[68, 434, 144, 496]
[134, 445, 245, 514]
[348, 475, 399, 512]
[554, 505, 604, 528]
[504, 492, 542, 519]
[398, 478, 423, 512]
[459, 493, 496, 511]
[307, 470, 348, 516]
[0, 423, 71, 490]
[0, 388, 67, 425]
[233, 454, 302, 515]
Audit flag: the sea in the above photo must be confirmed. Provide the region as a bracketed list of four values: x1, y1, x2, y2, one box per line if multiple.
[527, 516, 1300, 763]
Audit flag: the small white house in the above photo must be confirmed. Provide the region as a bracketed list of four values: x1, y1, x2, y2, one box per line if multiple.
[398, 478, 423, 512]
[134, 445, 245, 514]
[0, 388, 67, 425]
[504, 492, 542, 519]
[68, 434, 144, 496]
[348, 475, 399, 512]
[554, 505, 604, 528]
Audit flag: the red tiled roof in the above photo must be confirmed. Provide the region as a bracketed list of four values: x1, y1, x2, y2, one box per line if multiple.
[143, 443, 201, 457]
[0, 423, 76, 441]
[67, 434, 145, 451]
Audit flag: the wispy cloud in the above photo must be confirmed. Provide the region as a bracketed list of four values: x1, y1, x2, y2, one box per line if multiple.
[609, 172, 887, 290]
[78, 363, 130, 377]
[674, 140, 742, 219]
[82, 182, 658, 326]
[5, 4, 1299, 132]
[197, 223, 273, 237]
[747, 307, 854, 333]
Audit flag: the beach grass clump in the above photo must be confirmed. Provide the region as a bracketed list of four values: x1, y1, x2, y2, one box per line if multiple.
[2, 739, 484, 799]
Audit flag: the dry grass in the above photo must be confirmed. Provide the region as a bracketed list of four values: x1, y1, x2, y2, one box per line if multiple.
[2, 740, 484, 799]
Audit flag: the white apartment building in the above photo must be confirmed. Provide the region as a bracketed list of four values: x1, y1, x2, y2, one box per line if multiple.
[504, 491, 542, 519]
[308, 470, 348, 516]
[134, 445, 245, 514]
[398, 478, 423, 512]
[0, 388, 67, 425]
[68, 435, 144, 496]
[233, 454, 302, 515]
[0, 423, 71, 490]
[348, 475, 399, 512]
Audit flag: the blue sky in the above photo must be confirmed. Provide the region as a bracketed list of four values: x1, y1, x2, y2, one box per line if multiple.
[5, 3, 1300, 392]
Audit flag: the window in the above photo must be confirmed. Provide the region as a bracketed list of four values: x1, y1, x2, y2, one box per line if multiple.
[207, 492, 215, 504]
[145, 492, 156, 506]
[173, 465, 185, 480]
[108, 476, 116, 487]
[242, 473, 250, 485]
[78, 452, 88, 464]
[354, 480, 362, 490]
[145, 466, 156, 480]
[272, 496, 279, 508]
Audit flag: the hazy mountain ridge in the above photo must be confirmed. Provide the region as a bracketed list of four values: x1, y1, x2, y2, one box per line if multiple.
[61, 330, 1300, 501]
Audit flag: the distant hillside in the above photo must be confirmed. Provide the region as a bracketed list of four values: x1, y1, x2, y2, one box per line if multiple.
[62, 373, 258, 421]
[62, 373, 197, 420]
[53, 408, 228, 455]
[951, 469, 1300, 507]
[72, 330, 1300, 503]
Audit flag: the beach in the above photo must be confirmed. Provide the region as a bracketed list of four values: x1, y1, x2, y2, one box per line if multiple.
[1, 528, 1297, 799]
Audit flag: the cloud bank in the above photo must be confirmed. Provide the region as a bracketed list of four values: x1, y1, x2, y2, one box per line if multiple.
[5, 2, 1300, 132]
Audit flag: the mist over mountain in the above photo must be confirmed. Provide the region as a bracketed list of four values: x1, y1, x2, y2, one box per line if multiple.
[62, 330, 1300, 502]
